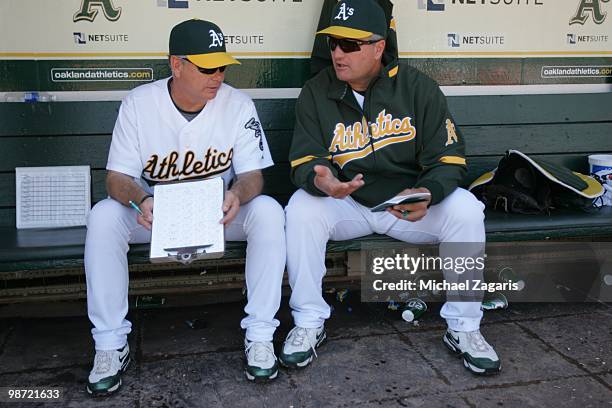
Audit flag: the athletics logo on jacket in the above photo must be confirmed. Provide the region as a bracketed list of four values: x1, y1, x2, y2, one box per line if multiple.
[445, 119, 458, 146]
[328, 110, 416, 168]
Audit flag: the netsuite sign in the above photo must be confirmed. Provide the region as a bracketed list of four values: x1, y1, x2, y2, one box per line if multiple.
[447, 32, 505, 47]
[419, 0, 544, 11]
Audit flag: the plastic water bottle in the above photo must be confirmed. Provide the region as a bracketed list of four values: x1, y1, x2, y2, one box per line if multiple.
[498, 266, 525, 291]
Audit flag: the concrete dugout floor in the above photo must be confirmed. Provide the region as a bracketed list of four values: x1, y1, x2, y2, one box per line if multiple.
[0, 291, 611, 408]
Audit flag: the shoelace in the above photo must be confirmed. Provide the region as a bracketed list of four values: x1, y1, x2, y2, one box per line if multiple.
[245, 341, 274, 363]
[93, 350, 113, 374]
[288, 327, 318, 358]
[467, 331, 490, 353]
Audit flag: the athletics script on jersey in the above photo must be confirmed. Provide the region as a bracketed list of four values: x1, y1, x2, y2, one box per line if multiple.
[143, 148, 234, 182]
[150, 178, 225, 264]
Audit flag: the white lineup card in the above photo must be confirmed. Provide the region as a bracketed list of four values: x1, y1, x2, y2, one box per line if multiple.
[15, 166, 91, 229]
[150, 177, 225, 264]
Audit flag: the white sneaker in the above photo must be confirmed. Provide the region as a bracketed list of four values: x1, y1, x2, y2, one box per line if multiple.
[279, 326, 326, 369]
[444, 329, 501, 375]
[244, 339, 278, 382]
[86, 344, 130, 396]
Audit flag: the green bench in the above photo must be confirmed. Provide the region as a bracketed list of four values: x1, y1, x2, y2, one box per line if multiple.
[1, 92, 611, 297]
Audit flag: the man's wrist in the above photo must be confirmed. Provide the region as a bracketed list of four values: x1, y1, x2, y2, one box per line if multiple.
[308, 171, 330, 197]
[227, 188, 242, 205]
[414, 180, 443, 206]
[138, 194, 153, 205]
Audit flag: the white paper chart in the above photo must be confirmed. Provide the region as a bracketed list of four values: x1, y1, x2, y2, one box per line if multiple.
[150, 178, 225, 264]
[15, 166, 91, 229]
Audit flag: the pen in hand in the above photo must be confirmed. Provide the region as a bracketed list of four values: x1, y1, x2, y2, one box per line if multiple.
[128, 200, 144, 216]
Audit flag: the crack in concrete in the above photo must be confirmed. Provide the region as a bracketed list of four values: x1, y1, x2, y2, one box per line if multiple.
[139, 347, 243, 364]
[134, 310, 143, 408]
[461, 395, 478, 408]
[380, 306, 454, 387]
[0, 363, 89, 376]
[393, 330, 452, 386]
[514, 321, 612, 392]
[0, 322, 16, 358]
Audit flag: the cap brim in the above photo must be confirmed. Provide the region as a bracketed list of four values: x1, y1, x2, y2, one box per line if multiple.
[186, 52, 240, 68]
[316, 26, 373, 40]
[574, 172, 605, 198]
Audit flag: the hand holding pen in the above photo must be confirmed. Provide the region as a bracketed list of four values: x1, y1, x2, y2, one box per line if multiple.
[129, 195, 154, 231]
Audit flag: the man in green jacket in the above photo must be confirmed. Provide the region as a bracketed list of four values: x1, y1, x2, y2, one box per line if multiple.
[280, 0, 501, 376]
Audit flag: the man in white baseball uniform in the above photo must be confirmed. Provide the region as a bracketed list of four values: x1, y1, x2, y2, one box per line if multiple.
[85, 19, 286, 395]
[280, 0, 500, 376]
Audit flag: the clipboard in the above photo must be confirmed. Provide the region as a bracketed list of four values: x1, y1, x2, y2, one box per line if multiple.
[150, 178, 225, 264]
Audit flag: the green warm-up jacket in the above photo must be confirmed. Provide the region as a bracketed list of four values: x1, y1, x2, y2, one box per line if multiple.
[289, 63, 467, 208]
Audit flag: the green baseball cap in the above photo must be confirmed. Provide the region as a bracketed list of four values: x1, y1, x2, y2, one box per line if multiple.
[317, 0, 387, 40]
[169, 19, 240, 69]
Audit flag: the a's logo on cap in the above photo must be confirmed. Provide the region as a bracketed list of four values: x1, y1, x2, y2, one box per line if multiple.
[334, 2, 355, 21]
[209, 30, 224, 48]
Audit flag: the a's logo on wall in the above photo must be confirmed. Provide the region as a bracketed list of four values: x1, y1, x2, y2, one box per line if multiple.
[209, 30, 224, 48]
[418, 0, 445, 12]
[448, 33, 460, 48]
[570, 0, 609, 25]
[156, 0, 189, 9]
[74, 32, 87, 44]
[334, 3, 354, 21]
[567, 33, 577, 44]
[74, 0, 122, 23]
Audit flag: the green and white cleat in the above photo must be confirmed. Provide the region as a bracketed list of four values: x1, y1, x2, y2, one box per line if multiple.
[444, 329, 501, 375]
[244, 339, 278, 382]
[279, 326, 326, 369]
[86, 344, 130, 396]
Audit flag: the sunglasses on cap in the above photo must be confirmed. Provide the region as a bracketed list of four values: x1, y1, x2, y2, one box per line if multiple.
[179, 57, 227, 75]
[328, 37, 381, 53]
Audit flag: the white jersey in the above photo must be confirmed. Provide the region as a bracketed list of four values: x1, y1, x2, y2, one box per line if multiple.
[107, 78, 273, 188]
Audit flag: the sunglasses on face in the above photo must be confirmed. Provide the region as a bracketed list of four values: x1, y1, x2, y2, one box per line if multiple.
[328, 37, 380, 53]
[180, 57, 227, 75]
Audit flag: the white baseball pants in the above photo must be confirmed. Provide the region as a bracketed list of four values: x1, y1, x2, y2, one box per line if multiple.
[85, 195, 286, 350]
[285, 188, 485, 332]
